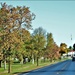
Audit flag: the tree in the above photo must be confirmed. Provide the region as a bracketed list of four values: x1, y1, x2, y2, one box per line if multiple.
[52, 42, 60, 60]
[73, 43, 75, 51]
[68, 46, 73, 52]
[46, 33, 55, 62]
[59, 43, 67, 56]
[0, 52, 3, 68]
[46, 33, 60, 62]
[0, 2, 35, 73]
[32, 27, 46, 66]
[69, 46, 73, 50]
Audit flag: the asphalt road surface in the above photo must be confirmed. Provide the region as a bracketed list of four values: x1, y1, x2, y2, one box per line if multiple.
[19, 60, 75, 75]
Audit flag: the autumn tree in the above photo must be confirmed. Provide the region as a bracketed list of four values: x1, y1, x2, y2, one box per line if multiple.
[0, 2, 35, 73]
[52, 42, 60, 60]
[45, 33, 60, 62]
[32, 27, 46, 66]
[59, 43, 67, 56]
[46, 33, 55, 62]
[14, 29, 31, 64]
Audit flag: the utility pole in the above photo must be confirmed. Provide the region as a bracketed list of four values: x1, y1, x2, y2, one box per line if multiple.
[71, 34, 73, 57]
[71, 34, 72, 46]
[71, 34, 73, 48]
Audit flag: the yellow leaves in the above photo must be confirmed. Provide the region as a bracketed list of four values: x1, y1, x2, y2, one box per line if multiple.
[0, 3, 36, 60]
[9, 33, 23, 44]
[60, 43, 67, 53]
[11, 14, 19, 19]
[0, 32, 3, 37]
[34, 50, 38, 55]
[23, 7, 30, 14]
[0, 53, 3, 60]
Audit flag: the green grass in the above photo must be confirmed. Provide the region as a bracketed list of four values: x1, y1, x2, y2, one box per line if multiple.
[0, 58, 68, 75]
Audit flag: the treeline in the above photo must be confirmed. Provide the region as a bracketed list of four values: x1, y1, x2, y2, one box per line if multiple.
[0, 3, 69, 73]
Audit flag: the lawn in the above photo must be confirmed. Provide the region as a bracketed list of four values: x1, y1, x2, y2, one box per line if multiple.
[0, 58, 67, 75]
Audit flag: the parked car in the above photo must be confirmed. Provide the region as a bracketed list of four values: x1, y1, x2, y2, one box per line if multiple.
[72, 55, 75, 61]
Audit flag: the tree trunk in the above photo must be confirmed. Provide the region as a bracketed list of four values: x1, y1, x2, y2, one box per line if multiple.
[37, 57, 39, 66]
[44, 57, 46, 62]
[32, 55, 34, 64]
[20, 57, 23, 64]
[8, 56, 11, 73]
[50, 58, 52, 62]
[4, 55, 6, 70]
[0, 60, 2, 68]
[4, 60, 6, 70]
[32, 58, 34, 64]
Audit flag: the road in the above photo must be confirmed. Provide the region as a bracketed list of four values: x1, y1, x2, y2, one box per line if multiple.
[19, 60, 75, 75]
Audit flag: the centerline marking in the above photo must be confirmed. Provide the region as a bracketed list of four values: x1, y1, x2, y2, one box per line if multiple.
[56, 61, 70, 74]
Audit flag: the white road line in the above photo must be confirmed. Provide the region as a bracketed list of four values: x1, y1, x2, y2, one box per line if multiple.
[56, 72, 59, 74]
[22, 73, 29, 75]
[56, 62, 70, 74]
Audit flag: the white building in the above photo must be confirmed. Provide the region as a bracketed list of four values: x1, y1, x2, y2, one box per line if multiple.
[63, 51, 75, 57]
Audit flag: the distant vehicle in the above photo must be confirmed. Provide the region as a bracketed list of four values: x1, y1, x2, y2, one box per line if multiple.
[72, 54, 75, 61]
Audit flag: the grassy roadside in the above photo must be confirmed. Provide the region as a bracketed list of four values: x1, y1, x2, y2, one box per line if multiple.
[0, 58, 68, 75]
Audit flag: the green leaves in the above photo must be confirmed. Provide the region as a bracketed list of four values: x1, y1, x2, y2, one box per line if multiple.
[32, 27, 46, 50]
[73, 43, 75, 51]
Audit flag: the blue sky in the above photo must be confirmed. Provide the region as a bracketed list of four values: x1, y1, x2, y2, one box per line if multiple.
[0, 0, 75, 47]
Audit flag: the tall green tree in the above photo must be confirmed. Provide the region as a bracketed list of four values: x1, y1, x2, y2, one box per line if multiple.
[32, 27, 46, 66]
